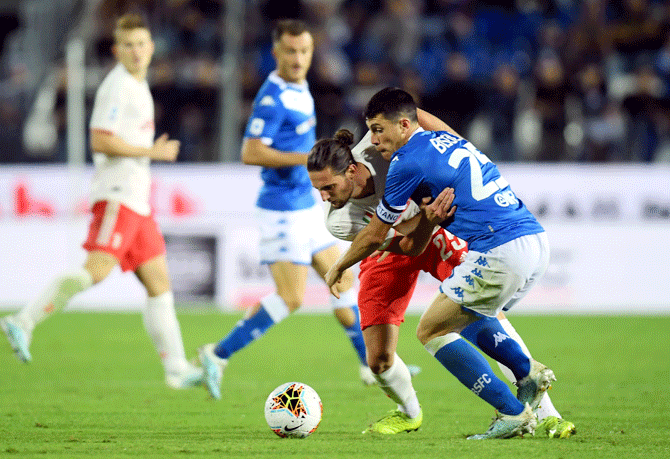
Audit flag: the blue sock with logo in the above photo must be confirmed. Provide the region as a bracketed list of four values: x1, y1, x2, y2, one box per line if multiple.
[342, 306, 367, 365]
[426, 333, 524, 415]
[461, 317, 531, 381]
[214, 306, 275, 359]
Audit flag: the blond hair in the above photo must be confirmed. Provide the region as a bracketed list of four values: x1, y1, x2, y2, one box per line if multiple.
[113, 13, 149, 43]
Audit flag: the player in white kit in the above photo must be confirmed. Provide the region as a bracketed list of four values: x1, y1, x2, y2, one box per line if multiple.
[1, 13, 203, 390]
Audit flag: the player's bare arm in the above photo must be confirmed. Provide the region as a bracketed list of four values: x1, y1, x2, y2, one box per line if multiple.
[377, 187, 456, 257]
[90, 130, 180, 162]
[417, 108, 461, 137]
[397, 187, 456, 256]
[324, 214, 391, 297]
[241, 138, 308, 168]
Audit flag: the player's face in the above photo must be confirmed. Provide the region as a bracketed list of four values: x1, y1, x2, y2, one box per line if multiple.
[309, 167, 355, 209]
[273, 32, 313, 83]
[114, 28, 154, 79]
[366, 114, 406, 161]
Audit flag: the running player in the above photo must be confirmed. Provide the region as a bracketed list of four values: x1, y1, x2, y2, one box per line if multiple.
[197, 19, 371, 400]
[1, 13, 203, 390]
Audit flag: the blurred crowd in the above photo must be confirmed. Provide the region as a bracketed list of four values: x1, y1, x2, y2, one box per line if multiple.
[2, 0, 670, 163]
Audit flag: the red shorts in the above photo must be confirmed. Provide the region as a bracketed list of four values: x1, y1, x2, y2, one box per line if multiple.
[82, 201, 166, 272]
[358, 228, 468, 330]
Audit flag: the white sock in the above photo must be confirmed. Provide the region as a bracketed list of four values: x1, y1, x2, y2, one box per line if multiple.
[498, 318, 561, 420]
[142, 291, 188, 375]
[17, 268, 93, 332]
[374, 354, 421, 419]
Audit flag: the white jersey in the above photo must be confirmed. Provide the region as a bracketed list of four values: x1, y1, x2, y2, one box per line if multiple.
[89, 63, 154, 216]
[325, 131, 420, 243]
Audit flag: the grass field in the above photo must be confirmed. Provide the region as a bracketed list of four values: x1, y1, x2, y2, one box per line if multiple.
[1, 311, 669, 458]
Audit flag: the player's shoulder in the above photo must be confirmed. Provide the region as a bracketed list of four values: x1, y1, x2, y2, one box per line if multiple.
[405, 130, 463, 156]
[325, 205, 360, 242]
[255, 77, 283, 107]
[97, 64, 133, 96]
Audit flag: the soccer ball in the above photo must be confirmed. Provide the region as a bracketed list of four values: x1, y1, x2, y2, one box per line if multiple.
[264, 382, 322, 438]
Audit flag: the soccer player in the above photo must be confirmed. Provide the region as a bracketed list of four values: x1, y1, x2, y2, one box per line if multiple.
[0, 14, 203, 390]
[309, 120, 574, 438]
[197, 19, 370, 400]
[324, 87, 573, 439]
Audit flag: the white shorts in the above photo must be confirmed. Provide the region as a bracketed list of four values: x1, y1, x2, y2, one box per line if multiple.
[257, 204, 337, 265]
[440, 232, 549, 317]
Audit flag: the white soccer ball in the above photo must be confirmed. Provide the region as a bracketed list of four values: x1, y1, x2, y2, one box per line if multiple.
[264, 382, 323, 438]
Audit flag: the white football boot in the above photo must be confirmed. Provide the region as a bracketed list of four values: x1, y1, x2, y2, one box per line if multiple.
[198, 343, 227, 400]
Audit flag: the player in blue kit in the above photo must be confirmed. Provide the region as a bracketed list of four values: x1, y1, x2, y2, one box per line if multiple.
[197, 20, 372, 400]
[325, 87, 573, 439]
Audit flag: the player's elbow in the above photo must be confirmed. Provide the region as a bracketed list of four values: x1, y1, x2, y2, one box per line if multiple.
[240, 148, 254, 165]
[240, 139, 261, 165]
[89, 130, 112, 154]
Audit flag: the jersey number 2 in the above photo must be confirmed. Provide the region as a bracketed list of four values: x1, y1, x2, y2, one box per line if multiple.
[446, 142, 509, 201]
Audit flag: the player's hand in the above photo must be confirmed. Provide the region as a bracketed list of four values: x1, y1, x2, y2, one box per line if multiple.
[422, 187, 456, 225]
[371, 250, 391, 263]
[324, 265, 344, 298]
[151, 133, 180, 162]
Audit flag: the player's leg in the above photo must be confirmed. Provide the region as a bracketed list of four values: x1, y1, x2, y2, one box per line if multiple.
[362, 323, 422, 434]
[135, 254, 202, 390]
[356, 253, 422, 433]
[1, 254, 104, 363]
[199, 261, 308, 399]
[418, 293, 535, 439]
[311, 244, 369, 383]
[495, 313, 575, 437]
[214, 260, 306, 359]
[2, 201, 125, 362]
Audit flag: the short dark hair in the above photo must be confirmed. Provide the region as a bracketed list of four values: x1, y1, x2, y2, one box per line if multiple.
[272, 19, 310, 44]
[364, 87, 418, 123]
[307, 129, 355, 174]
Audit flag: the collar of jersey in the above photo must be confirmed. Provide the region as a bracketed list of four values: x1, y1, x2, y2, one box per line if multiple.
[392, 127, 425, 159]
[268, 71, 308, 91]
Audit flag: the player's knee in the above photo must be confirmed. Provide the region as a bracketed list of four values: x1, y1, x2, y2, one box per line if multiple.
[367, 350, 393, 374]
[337, 269, 354, 292]
[279, 296, 302, 312]
[333, 307, 355, 328]
[416, 322, 433, 346]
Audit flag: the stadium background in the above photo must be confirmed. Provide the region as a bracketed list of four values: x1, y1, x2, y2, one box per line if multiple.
[0, 0, 668, 314]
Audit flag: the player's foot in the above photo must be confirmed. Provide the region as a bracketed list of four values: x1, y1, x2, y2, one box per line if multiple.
[516, 360, 556, 410]
[536, 416, 576, 439]
[198, 343, 226, 400]
[1, 315, 32, 363]
[363, 409, 423, 434]
[359, 365, 377, 386]
[165, 363, 205, 389]
[467, 403, 536, 440]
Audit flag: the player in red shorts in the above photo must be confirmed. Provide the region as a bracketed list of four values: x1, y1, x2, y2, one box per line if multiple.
[1, 14, 204, 391]
[307, 109, 573, 436]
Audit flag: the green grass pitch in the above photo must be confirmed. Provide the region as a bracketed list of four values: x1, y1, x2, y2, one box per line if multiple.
[1, 311, 669, 458]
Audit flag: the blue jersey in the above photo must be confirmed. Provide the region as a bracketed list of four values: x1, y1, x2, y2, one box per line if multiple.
[244, 71, 317, 211]
[377, 129, 544, 252]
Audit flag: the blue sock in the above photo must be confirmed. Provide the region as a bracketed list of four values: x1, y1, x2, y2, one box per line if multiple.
[433, 336, 525, 415]
[342, 306, 367, 365]
[461, 317, 531, 381]
[214, 306, 275, 359]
